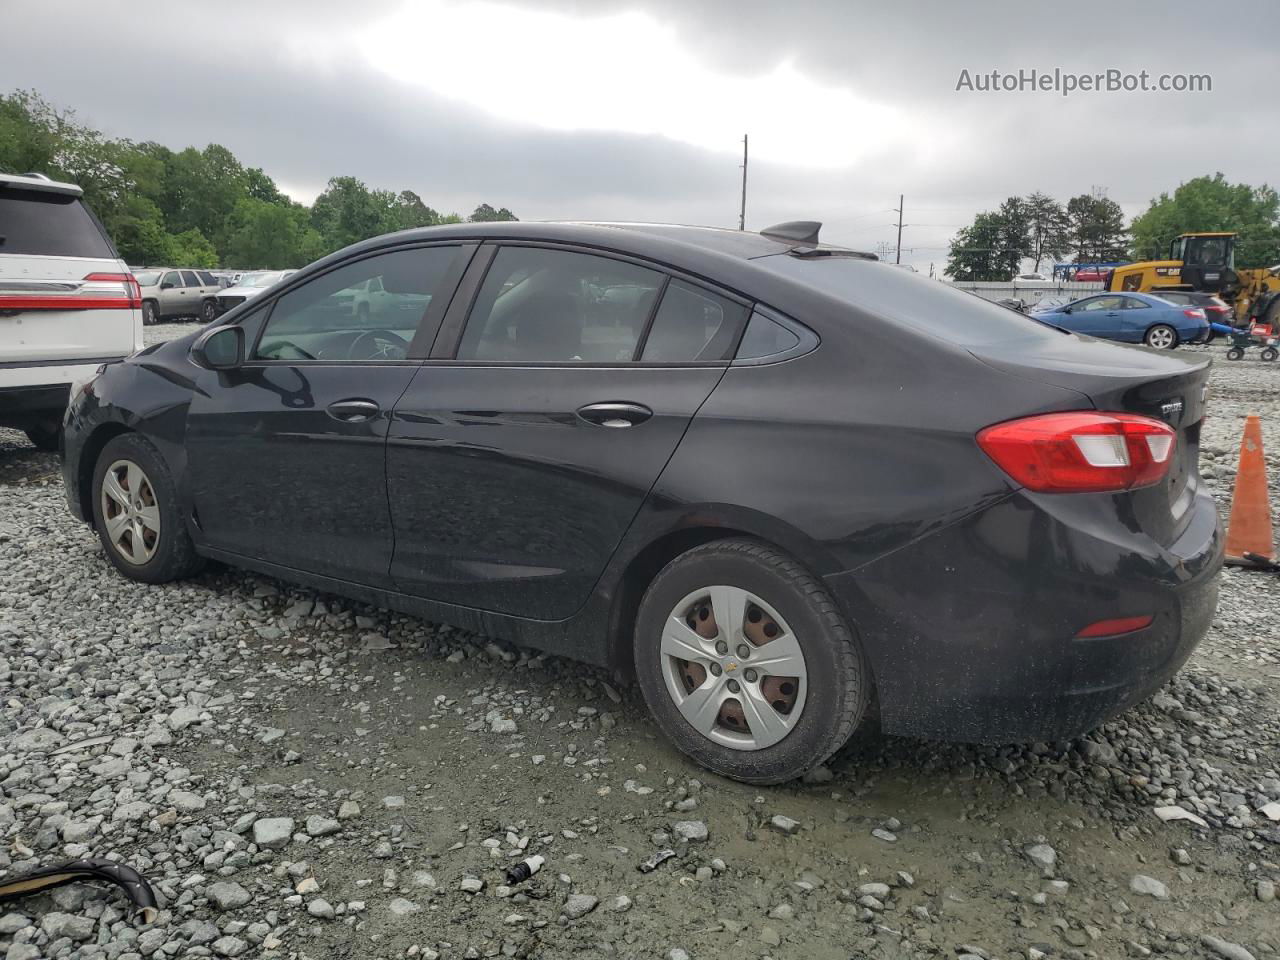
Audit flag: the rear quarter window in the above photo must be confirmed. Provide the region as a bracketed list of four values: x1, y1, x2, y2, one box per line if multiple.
[0, 188, 116, 258]
[755, 254, 1061, 347]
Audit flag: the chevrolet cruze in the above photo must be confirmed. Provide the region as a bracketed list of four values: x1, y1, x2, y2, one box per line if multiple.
[62, 221, 1223, 783]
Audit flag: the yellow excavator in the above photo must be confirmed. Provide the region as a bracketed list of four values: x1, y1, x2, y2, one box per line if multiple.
[1105, 232, 1280, 325]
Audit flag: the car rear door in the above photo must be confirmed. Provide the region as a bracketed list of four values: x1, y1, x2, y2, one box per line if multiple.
[386, 243, 749, 619]
[0, 181, 140, 370]
[185, 242, 470, 585]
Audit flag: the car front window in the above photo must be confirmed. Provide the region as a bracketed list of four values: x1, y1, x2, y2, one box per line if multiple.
[253, 247, 460, 362]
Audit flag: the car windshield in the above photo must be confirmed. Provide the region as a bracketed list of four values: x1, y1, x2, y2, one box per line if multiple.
[754, 254, 1059, 347]
[133, 270, 161, 285]
[242, 272, 285, 288]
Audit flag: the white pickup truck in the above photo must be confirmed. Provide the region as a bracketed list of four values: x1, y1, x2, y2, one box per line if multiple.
[0, 172, 142, 449]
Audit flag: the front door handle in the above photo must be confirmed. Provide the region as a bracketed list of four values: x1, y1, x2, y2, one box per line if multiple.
[327, 398, 381, 422]
[577, 401, 653, 428]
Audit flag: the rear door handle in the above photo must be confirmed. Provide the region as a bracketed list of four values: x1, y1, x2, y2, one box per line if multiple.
[577, 401, 653, 428]
[326, 398, 381, 422]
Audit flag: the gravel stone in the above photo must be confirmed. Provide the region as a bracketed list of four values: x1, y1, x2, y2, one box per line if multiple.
[563, 893, 598, 919]
[1129, 875, 1170, 900]
[252, 816, 295, 850]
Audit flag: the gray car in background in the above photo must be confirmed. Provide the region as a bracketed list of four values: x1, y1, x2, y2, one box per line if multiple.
[212, 270, 296, 318]
[134, 268, 222, 324]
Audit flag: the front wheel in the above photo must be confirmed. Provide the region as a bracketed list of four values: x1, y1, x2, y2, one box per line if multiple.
[91, 433, 204, 583]
[1227, 346, 1245, 361]
[202, 299, 217, 322]
[1144, 324, 1178, 349]
[633, 539, 872, 784]
[141, 300, 158, 326]
[1262, 347, 1278, 362]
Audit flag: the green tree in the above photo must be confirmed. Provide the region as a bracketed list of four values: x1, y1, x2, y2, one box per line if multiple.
[945, 211, 1005, 281]
[993, 196, 1032, 279]
[1066, 191, 1128, 263]
[1024, 191, 1071, 271]
[108, 196, 174, 266]
[160, 144, 248, 242]
[390, 190, 442, 231]
[168, 228, 219, 268]
[469, 203, 518, 222]
[1129, 173, 1280, 268]
[245, 166, 289, 205]
[311, 176, 398, 251]
[222, 198, 326, 269]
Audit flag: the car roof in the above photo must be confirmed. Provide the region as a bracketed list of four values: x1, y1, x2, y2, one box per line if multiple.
[323, 220, 871, 266]
[0, 171, 83, 197]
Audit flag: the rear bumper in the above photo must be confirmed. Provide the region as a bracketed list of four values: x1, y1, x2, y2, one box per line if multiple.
[826, 484, 1223, 743]
[0, 383, 71, 429]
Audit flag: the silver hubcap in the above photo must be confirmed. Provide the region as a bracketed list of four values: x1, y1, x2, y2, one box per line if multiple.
[100, 459, 161, 565]
[661, 585, 807, 751]
[1148, 327, 1174, 348]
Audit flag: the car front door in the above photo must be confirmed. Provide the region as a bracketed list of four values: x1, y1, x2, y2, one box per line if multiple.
[184, 243, 471, 584]
[158, 271, 185, 318]
[386, 244, 750, 619]
[1062, 296, 1125, 337]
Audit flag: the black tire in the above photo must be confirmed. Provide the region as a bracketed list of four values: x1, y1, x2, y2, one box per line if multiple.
[1144, 324, 1178, 349]
[142, 300, 158, 326]
[91, 433, 204, 583]
[23, 421, 60, 451]
[201, 299, 216, 322]
[1263, 347, 1278, 362]
[633, 538, 872, 784]
[1227, 346, 1245, 361]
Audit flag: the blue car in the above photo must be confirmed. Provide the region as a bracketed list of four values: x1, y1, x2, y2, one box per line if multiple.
[1031, 292, 1207, 349]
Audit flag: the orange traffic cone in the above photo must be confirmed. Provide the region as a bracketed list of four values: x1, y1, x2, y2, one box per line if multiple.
[1224, 413, 1275, 565]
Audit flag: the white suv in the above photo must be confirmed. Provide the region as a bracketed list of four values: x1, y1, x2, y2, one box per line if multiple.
[0, 172, 142, 449]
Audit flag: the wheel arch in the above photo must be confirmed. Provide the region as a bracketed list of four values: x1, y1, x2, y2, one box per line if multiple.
[75, 422, 135, 521]
[603, 516, 843, 680]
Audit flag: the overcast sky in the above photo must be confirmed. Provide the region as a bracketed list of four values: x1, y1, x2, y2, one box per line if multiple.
[4, 0, 1272, 271]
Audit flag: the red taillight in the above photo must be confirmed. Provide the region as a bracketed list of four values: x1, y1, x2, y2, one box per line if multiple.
[83, 272, 142, 308]
[1183, 308, 1205, 320]
[977, 412, 1177, 493]
[1207, 305, 1231, 315]
[1075, 615, 1154, 638]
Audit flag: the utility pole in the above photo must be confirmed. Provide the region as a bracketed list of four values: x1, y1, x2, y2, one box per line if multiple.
[738, 134, 748, 231]
[893, 194, 904, 264]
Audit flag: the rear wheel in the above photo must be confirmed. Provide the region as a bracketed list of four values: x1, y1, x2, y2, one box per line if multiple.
[1227, 346, 1245, 361]
[201, 299, 216, 322]
[1262, 347, 1278, 362]
[91, 433, 204, 583]
[23, 421, 60, 451]
[141, 300, 158, 326]
[634, 538, 871, 784]
[1144, 324, 1177, 349]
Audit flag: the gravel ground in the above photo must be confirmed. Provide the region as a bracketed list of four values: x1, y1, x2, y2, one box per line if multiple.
[3, 334, 1280, 960]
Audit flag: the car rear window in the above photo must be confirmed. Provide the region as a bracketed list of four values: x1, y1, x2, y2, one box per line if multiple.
[755, 254, 1060, 347]
[0, 187, 116, 258]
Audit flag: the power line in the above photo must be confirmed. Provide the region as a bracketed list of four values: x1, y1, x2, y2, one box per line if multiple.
[738, 134, 748, 231]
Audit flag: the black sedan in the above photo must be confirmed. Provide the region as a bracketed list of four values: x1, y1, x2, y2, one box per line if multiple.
[61, 220, 1223, 784]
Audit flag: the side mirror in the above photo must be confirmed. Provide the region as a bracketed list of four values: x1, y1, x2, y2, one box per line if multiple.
[191, 325, 244, 370]
[1062, 306, 1073, 314]
[160, 281, 174, 290]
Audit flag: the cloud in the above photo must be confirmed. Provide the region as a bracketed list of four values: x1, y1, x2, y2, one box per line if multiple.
[2, 0, 1276, 269]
